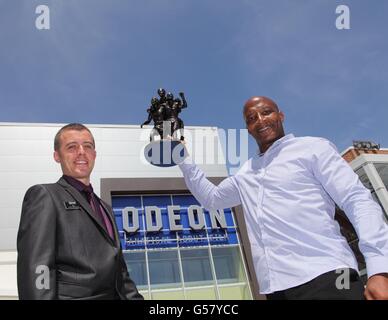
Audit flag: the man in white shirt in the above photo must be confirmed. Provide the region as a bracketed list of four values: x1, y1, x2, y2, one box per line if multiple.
[178, 96, 388, 299]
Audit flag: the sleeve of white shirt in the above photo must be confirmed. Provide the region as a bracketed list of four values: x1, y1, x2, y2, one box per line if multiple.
[312, 138, 388, 278]
[178, 156, 241, 210]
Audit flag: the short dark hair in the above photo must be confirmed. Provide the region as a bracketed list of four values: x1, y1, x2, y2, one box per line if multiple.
[54, 123, 95, 151]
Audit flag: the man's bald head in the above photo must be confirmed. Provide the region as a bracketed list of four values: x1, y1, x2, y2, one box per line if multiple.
[243, 96, 279, 117]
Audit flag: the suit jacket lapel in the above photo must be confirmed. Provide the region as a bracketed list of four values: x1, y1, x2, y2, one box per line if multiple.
[57, 177, 116, 247]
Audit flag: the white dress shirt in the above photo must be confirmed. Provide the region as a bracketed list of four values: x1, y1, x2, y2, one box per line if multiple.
[179, 134, 388, 294]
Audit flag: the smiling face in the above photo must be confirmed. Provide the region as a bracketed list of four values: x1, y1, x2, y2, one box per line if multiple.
[243, 96, 285, 153]
[53, 129, 96, 185]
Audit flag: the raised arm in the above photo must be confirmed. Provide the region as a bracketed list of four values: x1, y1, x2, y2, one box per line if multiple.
[179, 157, 241, 210]
[141, 109, 152, 128]
[179, 92, 187, 109]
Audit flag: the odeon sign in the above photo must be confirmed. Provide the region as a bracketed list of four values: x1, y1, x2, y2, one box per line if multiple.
[121, 205, 227, 233]
[113, 194, 238, 249]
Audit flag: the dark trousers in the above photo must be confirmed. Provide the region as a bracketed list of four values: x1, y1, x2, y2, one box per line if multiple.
[266, 268, 365, 300]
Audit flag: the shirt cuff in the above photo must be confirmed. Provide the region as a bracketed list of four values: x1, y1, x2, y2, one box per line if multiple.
[365, 256, 388, 278]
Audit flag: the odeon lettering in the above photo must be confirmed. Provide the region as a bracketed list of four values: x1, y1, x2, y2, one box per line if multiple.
[122, 205, 227, 233]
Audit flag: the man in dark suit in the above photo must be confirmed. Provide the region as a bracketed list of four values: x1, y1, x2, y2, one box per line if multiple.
[17, 123, 143, 300]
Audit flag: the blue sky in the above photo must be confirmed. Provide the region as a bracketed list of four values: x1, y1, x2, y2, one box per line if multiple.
[1, 0, 387, 165]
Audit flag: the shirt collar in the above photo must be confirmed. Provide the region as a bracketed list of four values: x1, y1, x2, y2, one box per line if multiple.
[62, 175, 91, 193]
[257, 133, 295, 156]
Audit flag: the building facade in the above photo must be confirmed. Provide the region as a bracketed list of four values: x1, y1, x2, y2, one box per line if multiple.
[0, 122, 260, 299]
[336, 146, 388, 283]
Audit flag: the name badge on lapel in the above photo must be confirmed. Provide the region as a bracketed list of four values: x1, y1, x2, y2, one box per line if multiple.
[64, 201, 80, 210]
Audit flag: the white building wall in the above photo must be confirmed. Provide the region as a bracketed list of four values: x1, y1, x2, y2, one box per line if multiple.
[0, 122, 228, 299]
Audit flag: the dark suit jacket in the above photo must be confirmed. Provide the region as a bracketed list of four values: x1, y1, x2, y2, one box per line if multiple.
[17, 177, 143, 300]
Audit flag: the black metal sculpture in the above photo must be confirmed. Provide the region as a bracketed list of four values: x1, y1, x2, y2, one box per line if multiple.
[141, 88, 187, 141]
[141, 96, 165, 141]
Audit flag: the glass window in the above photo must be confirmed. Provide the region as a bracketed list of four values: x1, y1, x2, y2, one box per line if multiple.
[180, 248, 213, 286]
[372, 163, 388, 222]
[151, 289, 185, 300]
[218, 284, 252, 300]
[355, 167, 374, 191]
[185, 287, 217, 300]
[356, 164, 388, 218]
[148, 250, 181, 288]
[123, 251, 147, 288]
[212, 246, 246, 283]
[374, 163, 388, 190]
